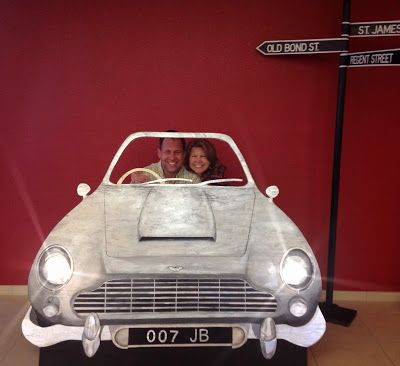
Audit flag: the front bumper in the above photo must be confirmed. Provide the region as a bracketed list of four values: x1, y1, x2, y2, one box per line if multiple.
[22, 306, 325, 358]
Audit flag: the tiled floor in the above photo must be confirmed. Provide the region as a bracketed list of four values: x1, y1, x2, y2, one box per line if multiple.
[0, 296, 399, 365]
[0, 296, 38, 366]
[309, 300, 400, 366]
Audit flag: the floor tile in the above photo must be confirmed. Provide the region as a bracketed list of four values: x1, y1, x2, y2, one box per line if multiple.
[317, 316, 372, 345]
[340, 300, 399, 316]
[307, 350, 318, 366]
[0, 296, 39, 366]
[311, 339, 394, 366]
[382, 342, 400, 366]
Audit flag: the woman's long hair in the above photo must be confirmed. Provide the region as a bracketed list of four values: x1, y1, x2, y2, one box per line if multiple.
[185, 139, 225, 181]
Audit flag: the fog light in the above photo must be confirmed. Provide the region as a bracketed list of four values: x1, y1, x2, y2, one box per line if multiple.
[43, 303, 59, 317]
[289, 299, 308, 317]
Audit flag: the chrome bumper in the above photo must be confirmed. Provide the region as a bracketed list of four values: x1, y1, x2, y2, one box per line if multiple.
[22, 306, 325, 356]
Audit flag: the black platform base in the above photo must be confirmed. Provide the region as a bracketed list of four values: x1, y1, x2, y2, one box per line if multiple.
[39, 339, 307, 366]
[320, 302, 357, 326]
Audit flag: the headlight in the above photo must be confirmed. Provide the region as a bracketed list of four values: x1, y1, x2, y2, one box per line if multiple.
[38, 245, 73, 289]
[280, 248, 313, 290]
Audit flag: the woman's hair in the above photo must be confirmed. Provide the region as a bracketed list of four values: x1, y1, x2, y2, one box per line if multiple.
[185, 139, 225, 180]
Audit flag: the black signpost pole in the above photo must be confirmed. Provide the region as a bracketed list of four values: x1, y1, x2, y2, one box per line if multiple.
[319, 0, 357, 326]
[256, 0, 399, 327]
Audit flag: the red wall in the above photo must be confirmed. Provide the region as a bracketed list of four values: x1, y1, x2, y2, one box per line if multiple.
[1, 0, 399, 290]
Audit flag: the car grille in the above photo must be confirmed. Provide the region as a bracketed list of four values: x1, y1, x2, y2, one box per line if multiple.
[73, 279, 277, 315]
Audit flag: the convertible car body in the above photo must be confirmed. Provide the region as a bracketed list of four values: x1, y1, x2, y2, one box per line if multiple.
[22, 131, 325, 359]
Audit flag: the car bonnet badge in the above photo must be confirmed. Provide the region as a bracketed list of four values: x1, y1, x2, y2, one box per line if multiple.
[168, 265, 183, 272]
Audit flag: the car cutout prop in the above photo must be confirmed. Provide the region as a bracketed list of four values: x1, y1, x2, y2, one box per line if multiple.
[22, 132, 326, 359]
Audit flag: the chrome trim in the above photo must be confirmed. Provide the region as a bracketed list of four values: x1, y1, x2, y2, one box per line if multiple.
[73, 278, 277, 315]
[36, 245, 74, 290]
[22, 306, 326, 348]
[279, 248, 314, 291]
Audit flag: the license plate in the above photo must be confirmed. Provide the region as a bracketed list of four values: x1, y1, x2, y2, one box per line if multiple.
[128, 327, 232, 347]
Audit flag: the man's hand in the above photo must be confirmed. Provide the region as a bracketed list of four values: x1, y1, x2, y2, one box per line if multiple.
[130, 172, 150, 184]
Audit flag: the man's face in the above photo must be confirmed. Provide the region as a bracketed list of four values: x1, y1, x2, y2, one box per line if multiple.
[157, 138, 184, 178]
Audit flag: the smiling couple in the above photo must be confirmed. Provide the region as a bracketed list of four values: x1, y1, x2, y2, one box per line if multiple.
[130, 134, 225, 184]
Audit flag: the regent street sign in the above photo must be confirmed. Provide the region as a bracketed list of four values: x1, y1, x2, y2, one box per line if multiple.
[341, 48, 400, 67]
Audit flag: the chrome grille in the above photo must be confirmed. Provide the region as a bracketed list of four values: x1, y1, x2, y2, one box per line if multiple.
[73, 279, 277, 315]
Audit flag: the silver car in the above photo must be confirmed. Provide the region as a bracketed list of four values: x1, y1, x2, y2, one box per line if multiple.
[22, 131, 325, 359]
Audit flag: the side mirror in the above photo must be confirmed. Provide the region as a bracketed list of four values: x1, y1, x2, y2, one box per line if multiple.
[266, 185, 279, 201]
[77, 183, 91, 198]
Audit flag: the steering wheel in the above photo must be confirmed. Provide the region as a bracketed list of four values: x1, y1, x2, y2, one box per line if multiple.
[117, 168, 162, 184]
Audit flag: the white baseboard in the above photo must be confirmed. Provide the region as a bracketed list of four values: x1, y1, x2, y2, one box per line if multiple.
[320, 290, 400, 302]
[0, 285, 28, 296]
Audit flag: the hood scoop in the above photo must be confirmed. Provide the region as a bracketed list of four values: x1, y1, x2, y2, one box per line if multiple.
[138, 188, 216, 241]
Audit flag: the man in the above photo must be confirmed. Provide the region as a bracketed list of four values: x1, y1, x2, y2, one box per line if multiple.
[131, 135, 200, 184]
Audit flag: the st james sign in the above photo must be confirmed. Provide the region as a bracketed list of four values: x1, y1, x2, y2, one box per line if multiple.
[349, 20, 400, 37]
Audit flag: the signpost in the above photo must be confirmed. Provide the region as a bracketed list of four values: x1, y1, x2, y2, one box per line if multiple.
[256, 38, 347, 55]
[349, 20, 400, 37]
[256, 0, 400, 327]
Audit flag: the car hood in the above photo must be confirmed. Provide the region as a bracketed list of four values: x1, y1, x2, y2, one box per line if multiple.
[104, 185, 255, 257]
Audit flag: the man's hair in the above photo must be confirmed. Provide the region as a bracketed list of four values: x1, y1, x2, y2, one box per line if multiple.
[159, 130, 186, 150]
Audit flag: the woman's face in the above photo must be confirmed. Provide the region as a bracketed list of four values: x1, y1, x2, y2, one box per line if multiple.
[189, 147, 210, 175]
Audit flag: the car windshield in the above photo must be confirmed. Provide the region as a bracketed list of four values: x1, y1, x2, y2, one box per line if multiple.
[106, 134, 250, 186]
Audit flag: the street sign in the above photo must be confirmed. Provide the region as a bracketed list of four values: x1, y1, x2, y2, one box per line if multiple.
[257, 38, 348, 55]
[349, 20, 400, 37]
[340, 48, 400, 67]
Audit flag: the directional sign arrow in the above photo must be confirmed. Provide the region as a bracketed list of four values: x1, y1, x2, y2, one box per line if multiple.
[349, 20, 400, 37]
[257, 38, 348, 55]
[340, 48, 400, 67]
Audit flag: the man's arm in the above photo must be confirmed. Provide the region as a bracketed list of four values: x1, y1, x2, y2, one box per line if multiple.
[130, 162, 163, 184]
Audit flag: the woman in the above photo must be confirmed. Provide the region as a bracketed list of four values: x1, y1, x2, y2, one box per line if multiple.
[185, 139, 225, 181]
